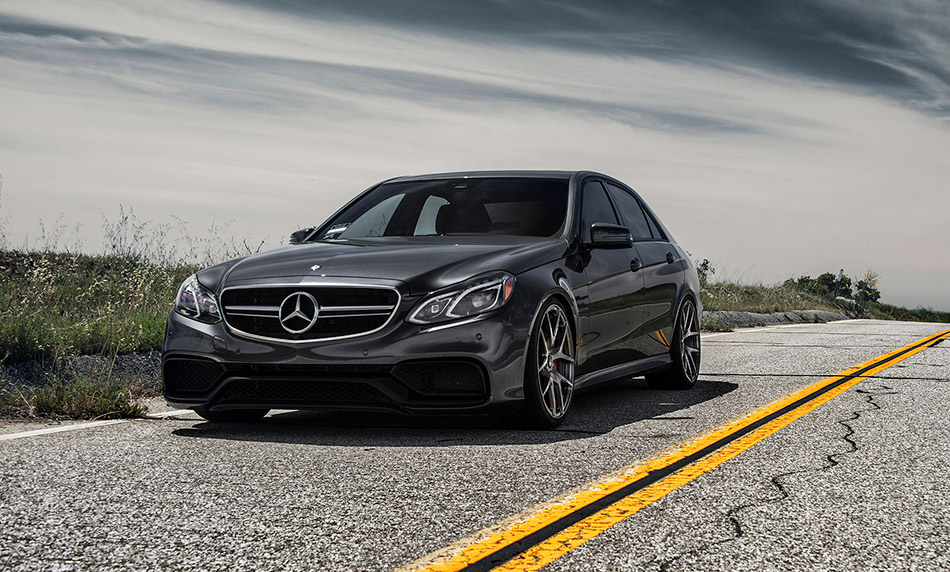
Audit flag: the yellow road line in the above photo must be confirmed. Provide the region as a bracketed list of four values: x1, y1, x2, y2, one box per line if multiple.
[401, 328, 950, 572]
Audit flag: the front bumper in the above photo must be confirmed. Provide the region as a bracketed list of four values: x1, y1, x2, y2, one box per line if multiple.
[162, 303, 530, 415]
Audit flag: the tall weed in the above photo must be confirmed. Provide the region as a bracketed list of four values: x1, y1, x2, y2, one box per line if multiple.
[701, 281, 838, 313]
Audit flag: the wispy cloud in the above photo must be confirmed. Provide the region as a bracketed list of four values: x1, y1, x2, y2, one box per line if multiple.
[0, 14, 782, 132]
[222, 0, 950, 114]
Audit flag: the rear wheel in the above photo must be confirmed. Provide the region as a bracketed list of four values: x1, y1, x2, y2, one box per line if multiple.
[194, 408, 269, 422]
[646, 297, 701, 390]
[523, 300, 576, 428]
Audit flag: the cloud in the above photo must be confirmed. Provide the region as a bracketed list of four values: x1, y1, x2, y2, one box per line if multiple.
[0, 16, 772, 133]
[227, 0, 950, 115]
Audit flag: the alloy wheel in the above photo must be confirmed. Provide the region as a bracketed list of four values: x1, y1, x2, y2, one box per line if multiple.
[679, 299, 701, 382]
[536, 303, 575, 419]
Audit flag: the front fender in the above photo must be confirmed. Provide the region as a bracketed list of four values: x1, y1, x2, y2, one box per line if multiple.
[514, 262, 584, 378]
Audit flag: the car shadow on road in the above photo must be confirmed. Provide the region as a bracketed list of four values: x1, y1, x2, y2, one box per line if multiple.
[171, 378, 737, 447]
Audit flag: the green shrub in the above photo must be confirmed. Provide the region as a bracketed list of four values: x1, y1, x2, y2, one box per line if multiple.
[855, 269, 882, 303]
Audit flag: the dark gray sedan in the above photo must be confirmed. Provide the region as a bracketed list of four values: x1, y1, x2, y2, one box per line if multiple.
[163, 171, 701, 427]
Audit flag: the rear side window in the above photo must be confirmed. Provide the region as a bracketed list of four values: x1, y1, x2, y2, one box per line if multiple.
[605, 183, 652, 240]
[644, 208, 665, 240]
[581, 181, 619, 243]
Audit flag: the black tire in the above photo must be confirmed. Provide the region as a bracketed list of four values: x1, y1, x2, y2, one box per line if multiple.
[194, 408, 269, 422]
[522, 299, 576, 429]
[645, 297, 701, 390]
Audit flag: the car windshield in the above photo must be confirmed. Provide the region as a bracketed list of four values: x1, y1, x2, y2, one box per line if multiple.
[317, 178, 569, 240]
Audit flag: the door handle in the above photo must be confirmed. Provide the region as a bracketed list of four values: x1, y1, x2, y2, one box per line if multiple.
[630, 258, 641, 272]
[666, 252, 675, 264]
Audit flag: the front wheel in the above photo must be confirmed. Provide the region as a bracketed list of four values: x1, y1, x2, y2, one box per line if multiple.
[646, 297, 701, 390]
[194, 408, 269, 422]
[522, 300, 576, 428]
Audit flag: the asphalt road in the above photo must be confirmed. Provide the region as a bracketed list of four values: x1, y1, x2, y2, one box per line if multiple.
[1, 319, 948, 571]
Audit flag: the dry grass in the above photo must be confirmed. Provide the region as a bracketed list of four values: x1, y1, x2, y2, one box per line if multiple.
[701, 281, 839, 314]
[701, 280, 950, 324]
[864, 301, 950, 324]
[0, 250, 196, 363]
[0, 196, 270, 418]
[0, 250, 174, 418]
[1, 371, 148, 419]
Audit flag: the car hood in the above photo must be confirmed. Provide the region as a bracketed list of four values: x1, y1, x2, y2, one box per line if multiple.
[201, 236, 568, 295]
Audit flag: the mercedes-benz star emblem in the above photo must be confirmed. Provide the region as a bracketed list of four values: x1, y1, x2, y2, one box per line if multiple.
[278, 292, 320, 334]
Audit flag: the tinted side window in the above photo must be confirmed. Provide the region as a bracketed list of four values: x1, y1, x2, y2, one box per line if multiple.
[605, 183, 652, 240]
[643, 208, 665, 241]
[582, 181, 619, 242]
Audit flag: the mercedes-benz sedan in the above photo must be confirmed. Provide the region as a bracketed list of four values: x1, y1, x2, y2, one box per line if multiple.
[163, 171, 701, 428]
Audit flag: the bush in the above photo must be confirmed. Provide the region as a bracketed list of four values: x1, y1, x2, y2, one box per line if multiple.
[855, 269, 881, 303]
[786, 272, 853, 300]
[695, 258, 716, 286]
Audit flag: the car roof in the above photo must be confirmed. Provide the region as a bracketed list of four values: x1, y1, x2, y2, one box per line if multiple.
[386, 170, 605, 183]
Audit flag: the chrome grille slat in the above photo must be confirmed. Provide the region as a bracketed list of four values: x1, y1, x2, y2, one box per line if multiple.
[227, 311, 280, 318]
[220, 283, 401, 343]
[316, 312, 391, 318]
[222, 305, 395, 313]
[224, 305, 281, 313]
[321, 305, 396, 312]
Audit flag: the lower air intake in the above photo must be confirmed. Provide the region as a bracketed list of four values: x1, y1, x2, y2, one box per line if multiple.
[392, 361, 487, 396]
[163, 358, 225, 395]
[218, 379, 387, 404]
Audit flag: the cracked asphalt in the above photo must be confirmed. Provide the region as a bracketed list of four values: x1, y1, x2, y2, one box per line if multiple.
[1, 319, 948, 571]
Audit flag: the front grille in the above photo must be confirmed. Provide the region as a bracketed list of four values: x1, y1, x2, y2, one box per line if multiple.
[220, 285, 400, 342]
[223, 287, 397, 308]
[218, 379, 388, 404]
[393, 361, 487, 396]
[164, 358, 225, 395]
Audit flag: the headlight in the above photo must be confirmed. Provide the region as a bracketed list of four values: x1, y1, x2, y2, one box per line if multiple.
[174, 274, 221, 324]
[408, 272, 515, 325]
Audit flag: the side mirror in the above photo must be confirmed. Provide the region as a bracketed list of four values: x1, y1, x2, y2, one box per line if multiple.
[589, 223, 633, 248]
[289, 227, 315, 245]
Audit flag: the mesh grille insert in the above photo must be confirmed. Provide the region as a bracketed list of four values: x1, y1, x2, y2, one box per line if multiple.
[392, 361, 487, 396]
[163, 358, 225, 395]
[218, 379, 387, 404]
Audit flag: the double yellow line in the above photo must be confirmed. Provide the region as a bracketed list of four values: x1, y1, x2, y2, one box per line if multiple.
[402, 328, 950, 572]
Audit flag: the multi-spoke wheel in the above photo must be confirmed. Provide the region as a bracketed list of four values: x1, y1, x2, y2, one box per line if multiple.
[646, 297, 701, 390]
[523, 300, 575, 428]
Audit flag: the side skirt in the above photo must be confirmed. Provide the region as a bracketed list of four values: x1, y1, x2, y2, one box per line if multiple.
[574, 355, 672, 391]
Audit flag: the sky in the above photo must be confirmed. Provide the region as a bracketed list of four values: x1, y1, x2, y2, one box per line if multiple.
[0, 0, 948, 309]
